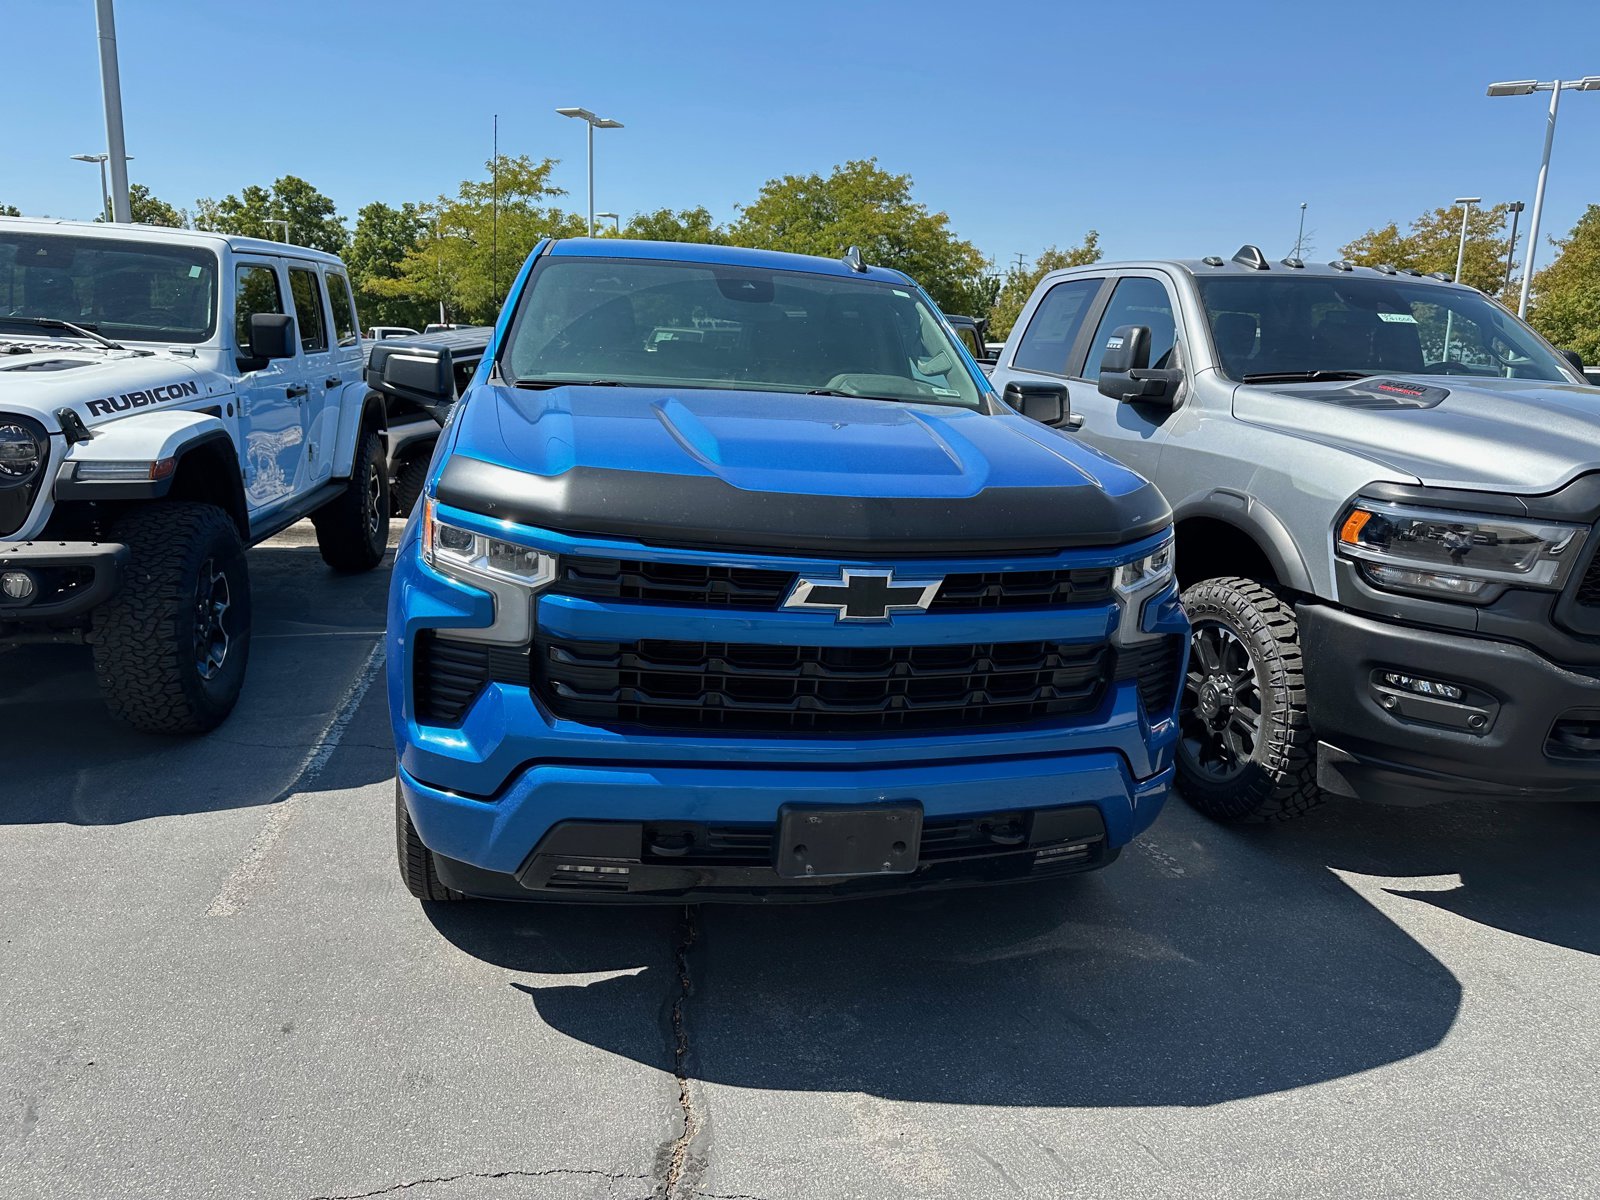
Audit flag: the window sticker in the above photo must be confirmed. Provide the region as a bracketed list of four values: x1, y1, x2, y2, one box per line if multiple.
[1377, 312, 1418, 324]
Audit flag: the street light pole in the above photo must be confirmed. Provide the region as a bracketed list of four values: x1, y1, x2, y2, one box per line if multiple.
[93, 0, 132, 223]
[555, 107, 624, 237]
[1503, 200, 1525, 297]
[70, 152, 133, 222]
[1487, 75, 1600, 317]
[1293, 202, 1307, 258]
[1443, 197, 1480, 363]
[595, 212, 621, 235]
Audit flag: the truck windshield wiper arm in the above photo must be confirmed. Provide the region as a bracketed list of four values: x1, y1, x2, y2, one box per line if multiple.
[0, 315, 135, 353]
[512, 378, 629, 390]
[804, 388, 915, 403]
[1240, 370, 1374, 384]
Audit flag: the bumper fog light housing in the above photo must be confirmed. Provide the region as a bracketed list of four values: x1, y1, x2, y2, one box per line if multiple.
[1, 570, 37, 601]
[1380, 672, 1465, 702]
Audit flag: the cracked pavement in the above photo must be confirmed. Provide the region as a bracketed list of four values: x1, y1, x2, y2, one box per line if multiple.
[5, 522, 1599, 1198]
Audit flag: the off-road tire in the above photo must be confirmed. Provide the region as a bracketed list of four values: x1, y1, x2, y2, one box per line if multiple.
[1177, 576, 1321, 823]
[391, 454, 430, 518]
[90, 502, 251, 735]
[396, 783, 464, 901]
[313, 429, 389, 573]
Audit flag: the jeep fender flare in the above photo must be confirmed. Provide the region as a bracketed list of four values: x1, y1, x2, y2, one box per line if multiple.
[328, 381, 388, 480]
[54, 410, 241, 513]
[1171, 488, 1316, 595]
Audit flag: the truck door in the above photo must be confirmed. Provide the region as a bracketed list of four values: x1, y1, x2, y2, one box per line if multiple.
[233, 259, 310, 512]
[286, 264, 338, 487]
[1063, 273, 1183, 481]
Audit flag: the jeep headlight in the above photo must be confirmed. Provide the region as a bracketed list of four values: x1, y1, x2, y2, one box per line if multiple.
[422, 499, 556, 589]
[0, 422, 45, 486]
[1336, 499, 1587, 601]
[1114, 538, 1175, 593]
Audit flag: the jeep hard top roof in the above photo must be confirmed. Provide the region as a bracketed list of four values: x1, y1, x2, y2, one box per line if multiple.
[0, 215, 347, 267]
[544, 236, 917, 286]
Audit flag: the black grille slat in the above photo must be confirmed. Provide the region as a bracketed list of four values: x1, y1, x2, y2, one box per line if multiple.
[536, 637, 1112, 734]
[1115, 637, 1184, 715]
[1576, 556, 1600, 609]
[553, 557, 1115, 614]
[414, 633, 529, 725]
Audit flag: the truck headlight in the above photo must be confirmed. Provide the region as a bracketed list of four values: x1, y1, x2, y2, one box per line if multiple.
[1115, 538, 1175, 593]
[0, 423, 45, 486]
[422, 499, 556, 590]
[1336, 499, 1587, 601]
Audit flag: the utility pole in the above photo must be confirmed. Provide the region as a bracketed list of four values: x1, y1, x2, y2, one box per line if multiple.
[1503, 200, 1525, 297]
[1011, 253, 1027, 273]
[492, 114, 499, 307]
[94, 0, 132, 223]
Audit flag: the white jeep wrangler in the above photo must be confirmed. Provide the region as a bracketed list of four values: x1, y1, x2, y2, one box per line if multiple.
[0, 218, 389, 733]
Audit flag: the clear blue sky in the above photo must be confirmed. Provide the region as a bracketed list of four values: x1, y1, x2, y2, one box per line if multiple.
[4, 0, 1599, 271]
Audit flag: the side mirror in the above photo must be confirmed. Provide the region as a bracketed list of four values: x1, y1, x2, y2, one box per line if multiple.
[1096, 324, 1183, 407]
[248, 312, 296, 361]
[1560, 348, 1585, 374]
[366, 342, 457, 423]
[1003, 380, 1082, 430]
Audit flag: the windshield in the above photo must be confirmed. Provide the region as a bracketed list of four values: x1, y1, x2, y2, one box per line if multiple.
[501, 256, 985, 408]
[0, 231, 217, 345]
[1195, 275, 1576, 384]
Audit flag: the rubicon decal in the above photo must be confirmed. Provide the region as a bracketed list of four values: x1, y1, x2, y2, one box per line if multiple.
[85, 380, 200, 417]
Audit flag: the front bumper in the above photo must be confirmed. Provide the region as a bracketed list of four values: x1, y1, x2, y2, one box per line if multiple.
[0, 540, 127, 626]
[1300, 602, 1600, 803]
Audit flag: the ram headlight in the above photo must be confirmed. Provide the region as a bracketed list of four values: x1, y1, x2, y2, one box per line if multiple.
[0, 422, 45, 486]
[422, 499, 557, 589]
[1115, 538, 1175, 593]
[1336, 500, 1586, 601]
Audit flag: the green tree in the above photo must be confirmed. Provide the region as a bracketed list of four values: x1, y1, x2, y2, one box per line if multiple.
[730, 158, 989, 316]
[372, 156, 584, 324]
[196, 175, 347, 254]
[347, 201, 433, 330]
[1528, 204, 1600, 363]
[95, 183, 186, 228]
[0, 203, 20, 217]
[621, 206, 729, 244]
[987, 233, 1103, 340]
[1342, 204, 1514, 295]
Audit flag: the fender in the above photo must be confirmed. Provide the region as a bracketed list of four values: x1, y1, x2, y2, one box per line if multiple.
[327, 381, 388, 479]
[1173, 488, 1315, 594]
[54, 410, 236, 502]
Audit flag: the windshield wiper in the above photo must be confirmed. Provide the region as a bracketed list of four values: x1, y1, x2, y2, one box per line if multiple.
[0, 315, 138, 353]
[805, 388, 917, 403]
[1240, 370, 1374, 384]
[512, 378, 629, 390]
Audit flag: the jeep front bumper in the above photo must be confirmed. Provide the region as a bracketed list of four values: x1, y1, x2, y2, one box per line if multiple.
[0, 540, 127, 625]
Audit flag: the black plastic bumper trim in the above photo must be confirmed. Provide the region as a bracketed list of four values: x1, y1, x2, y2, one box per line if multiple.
[0, 540, 127, 621]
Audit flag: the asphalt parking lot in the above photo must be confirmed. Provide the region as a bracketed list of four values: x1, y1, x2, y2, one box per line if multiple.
[4, 522, 1598, 1200]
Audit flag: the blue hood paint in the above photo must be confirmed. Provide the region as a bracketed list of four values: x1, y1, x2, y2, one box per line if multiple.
[451, 384, 1153, 502]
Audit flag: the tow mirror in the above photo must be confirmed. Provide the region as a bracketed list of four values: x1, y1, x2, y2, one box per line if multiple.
[1004, 379, 1083, 430]
[1560, 348, 1585, 374]
[366, 342, 457, 423]
[1097, 324, 1183, 408]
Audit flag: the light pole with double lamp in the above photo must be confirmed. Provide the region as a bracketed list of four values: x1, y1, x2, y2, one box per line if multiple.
[1442, 197, 1480, 364]
[596, 212, 621, 235]
[1486, 76, 1600, 317]
[555, 107, 624, 237]
[69, 152, 134, 222]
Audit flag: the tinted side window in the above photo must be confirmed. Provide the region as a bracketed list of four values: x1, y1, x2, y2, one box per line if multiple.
[452, 357, 479, 397]
[288, 267, 327, 353]
[1082, 277, 1178, 378]
[325, 271, 359, 347]
[1013, 279, 1101, 375]
[234, 263, 284, 349]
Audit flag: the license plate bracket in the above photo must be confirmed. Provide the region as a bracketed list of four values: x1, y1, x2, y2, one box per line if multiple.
[775, 804, 923, 879]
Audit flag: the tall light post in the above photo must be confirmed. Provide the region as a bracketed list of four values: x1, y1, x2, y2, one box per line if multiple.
[1486, 76, 1600, 317]
[264, 218, 289, 243]
[70, 152, 134, 221]
[93, 0, 132, 223]
[555, 106, 624, 237]
[1443, 197, 1480, 364]
[595, 212, 621, 235]
[1503, 200, 1525, 296]
[1292, 202, 1308, 258]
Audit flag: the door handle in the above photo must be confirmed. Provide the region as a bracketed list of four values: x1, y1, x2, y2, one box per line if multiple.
[286, 385, 309, 400]
[323, 376, 341, 389]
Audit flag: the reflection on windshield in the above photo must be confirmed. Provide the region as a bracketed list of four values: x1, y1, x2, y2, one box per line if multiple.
[1196, 275, 1573, 384]
[502, 257, 985, 409]
[0, 232, 218, 345]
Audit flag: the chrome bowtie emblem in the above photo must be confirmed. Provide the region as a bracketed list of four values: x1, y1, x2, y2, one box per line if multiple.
[782, 569, 943, 622]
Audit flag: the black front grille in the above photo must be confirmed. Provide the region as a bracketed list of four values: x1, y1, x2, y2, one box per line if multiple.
[1116, 636, 1185, 715]
[414, 633, 529, 725]
[1575, 555, 1600, 609]
[553, 557, 1115, 613]
[535, 636, 1112, 734]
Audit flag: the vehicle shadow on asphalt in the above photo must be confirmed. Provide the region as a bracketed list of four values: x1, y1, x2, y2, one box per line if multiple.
[423, 795, 1598, 1107]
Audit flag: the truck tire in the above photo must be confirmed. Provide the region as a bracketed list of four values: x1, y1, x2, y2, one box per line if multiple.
[313, 429, 389, 573]
[396, 783, 464, 901]
[391, 454, 430, 518]
[90, 502, 251, 735]
[1176, 576, 1321, 823]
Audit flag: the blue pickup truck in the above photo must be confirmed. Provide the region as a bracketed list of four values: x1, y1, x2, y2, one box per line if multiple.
[368, 238, 1186, 903]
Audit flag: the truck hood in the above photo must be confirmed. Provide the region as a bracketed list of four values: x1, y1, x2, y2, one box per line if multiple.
[1232, 374, 1600, 491]
[0, 343, 222, 433]
[435, 385, 1171, 554]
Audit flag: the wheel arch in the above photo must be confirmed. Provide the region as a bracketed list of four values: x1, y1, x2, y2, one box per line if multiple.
[1173, 492, 1315, 595]
[167, 430, 249, 539]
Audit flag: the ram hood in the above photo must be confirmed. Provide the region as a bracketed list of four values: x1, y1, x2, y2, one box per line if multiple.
[434, 385, 1171, 554]
[0, 345, 223, 432]
[1233, 375, 1600, 491]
